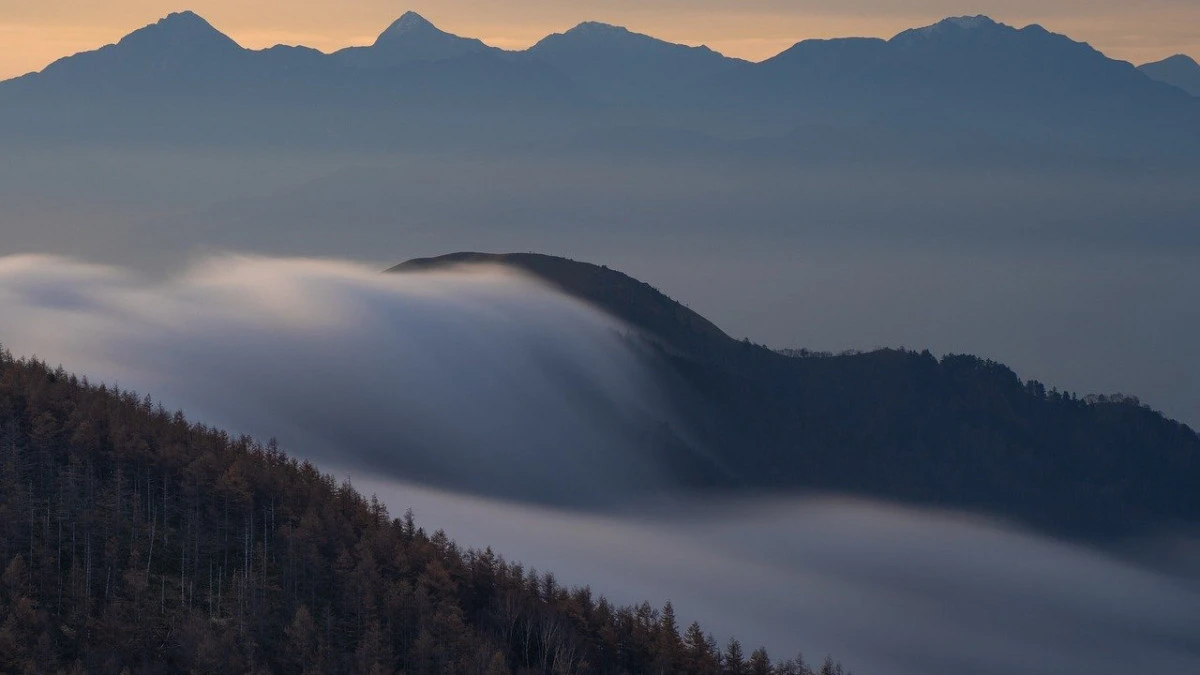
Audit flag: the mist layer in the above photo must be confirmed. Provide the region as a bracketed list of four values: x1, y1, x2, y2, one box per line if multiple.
[354, 480, 1200, 675]
[0, 254, 691, 504]
[1, 253, 1197, 675]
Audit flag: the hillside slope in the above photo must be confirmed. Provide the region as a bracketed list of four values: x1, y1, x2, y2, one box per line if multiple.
[393, 253, 1200, 539]
[1140, 54, 1200, 96]
[0, 349, 828, 674]
[527, 22, 743, 103]
[392, 253, 737, 363]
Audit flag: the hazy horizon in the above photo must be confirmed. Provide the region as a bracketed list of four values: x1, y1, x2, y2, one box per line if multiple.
[1, 1, 1198, 79]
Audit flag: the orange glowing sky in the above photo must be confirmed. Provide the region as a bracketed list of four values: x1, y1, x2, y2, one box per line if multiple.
[1, 1, 1197, 79]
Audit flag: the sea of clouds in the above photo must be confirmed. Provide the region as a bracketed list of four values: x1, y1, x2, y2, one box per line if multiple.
[0, 253, 1196, 675]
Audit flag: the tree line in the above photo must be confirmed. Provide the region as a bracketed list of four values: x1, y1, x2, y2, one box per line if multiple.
[0, 347, 849, 675]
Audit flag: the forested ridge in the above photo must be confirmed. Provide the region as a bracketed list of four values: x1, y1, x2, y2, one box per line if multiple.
[0, 348, 842, 675]
[394, 253, 1200, 539]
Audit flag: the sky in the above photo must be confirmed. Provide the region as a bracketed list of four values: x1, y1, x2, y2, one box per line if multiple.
[1, 0, 1198, 79]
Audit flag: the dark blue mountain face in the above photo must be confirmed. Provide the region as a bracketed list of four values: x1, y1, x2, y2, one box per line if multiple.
[0, 12, 1196, 155]
[0, 12, 594, 148]
[4, 11, 529, 103]
[709, 16, 1195, 141]
[1140, 54, 1200, 96]
[333, 11, 500, 68]
[882, 17, 1177, 106]
[528, 22, 744, 102]
[4, 11, 248, 98]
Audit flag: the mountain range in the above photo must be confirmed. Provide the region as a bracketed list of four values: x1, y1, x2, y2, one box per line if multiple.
[1, 11, 1196, 155]
[392, 253, 1200, 541]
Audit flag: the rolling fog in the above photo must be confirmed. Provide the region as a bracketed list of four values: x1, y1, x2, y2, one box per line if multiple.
[0, 254, 1197, 675]
[0, 254, 698, 504]
[2, 148, 1198, 426]
[353, 482, 1200, 675]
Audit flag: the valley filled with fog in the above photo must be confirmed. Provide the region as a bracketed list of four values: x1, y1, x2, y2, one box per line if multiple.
[2, 8, 1198, 674]
[2, 146, 1197, 427]
[0, 254, 1197, 675]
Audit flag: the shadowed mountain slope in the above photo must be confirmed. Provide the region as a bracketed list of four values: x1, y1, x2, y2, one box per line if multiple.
[0, 350, 822, 674]
[333, 11, 500, 67]
[1140, 54, 1200, 96]
[528, 22, 743, 102]
[2, 11, 1196, 154]
[392, 253, 737, 363]
[0, 11, 590, 148]
[392, 253, 1200, 540]
[0, 11, 249, 97]
[700, 15, 1198, 149]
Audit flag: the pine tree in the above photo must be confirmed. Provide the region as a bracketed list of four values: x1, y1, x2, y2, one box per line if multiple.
[723, 638, 747, 675]
[749, 647, 773, 675]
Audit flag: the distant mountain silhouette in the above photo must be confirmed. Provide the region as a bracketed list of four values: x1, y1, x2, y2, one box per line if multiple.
[0, 11, 1197, 155]
[393, 252, 1200, 540]
[704, 15, 1195, 142]
[1, 11, 248, 97]
[0, 11, 589, 147]
[333, 11, 501, 67]
[1140, 54, 1200, 96]
[528, 22, 743, 102]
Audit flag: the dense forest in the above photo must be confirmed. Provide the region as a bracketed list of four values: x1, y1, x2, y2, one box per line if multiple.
[0, 348, 846, 674]
[395, 253, 1200, 539]
[683, 347, 1200, 538]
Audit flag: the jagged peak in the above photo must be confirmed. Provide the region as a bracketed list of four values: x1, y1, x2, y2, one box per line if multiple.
[548, 20, 719, 53]
[118, 10, 242, 50]
[940, 15, 999, 30]
[148, 10, 224, 35]
[892, 15, 1012, 42]
[375, 11, 442, 43]
[566, 21, 633, 35]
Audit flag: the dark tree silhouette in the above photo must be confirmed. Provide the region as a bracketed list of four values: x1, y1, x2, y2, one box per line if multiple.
[0, 348, 851, 675]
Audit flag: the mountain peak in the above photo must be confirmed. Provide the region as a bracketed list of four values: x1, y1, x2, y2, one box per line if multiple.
[893, 15, 1010, 43]
[1139, 53, 1200, 96]
[566, 21, 631, 35]
[335, 11, 494, 66]
[146, 10, 227, 36]
[160, 10, 204, 24]
[941, 15, 998, 30]
[115, 10, 242, 52]
[1161, 54, 1199, 67]
[376, 11, 441, 44]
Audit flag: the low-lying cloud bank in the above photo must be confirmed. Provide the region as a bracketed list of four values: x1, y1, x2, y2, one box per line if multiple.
[0, 253, 694, 504]
[357, 481, 1200, 675]
[1, 253, 1197, 675]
